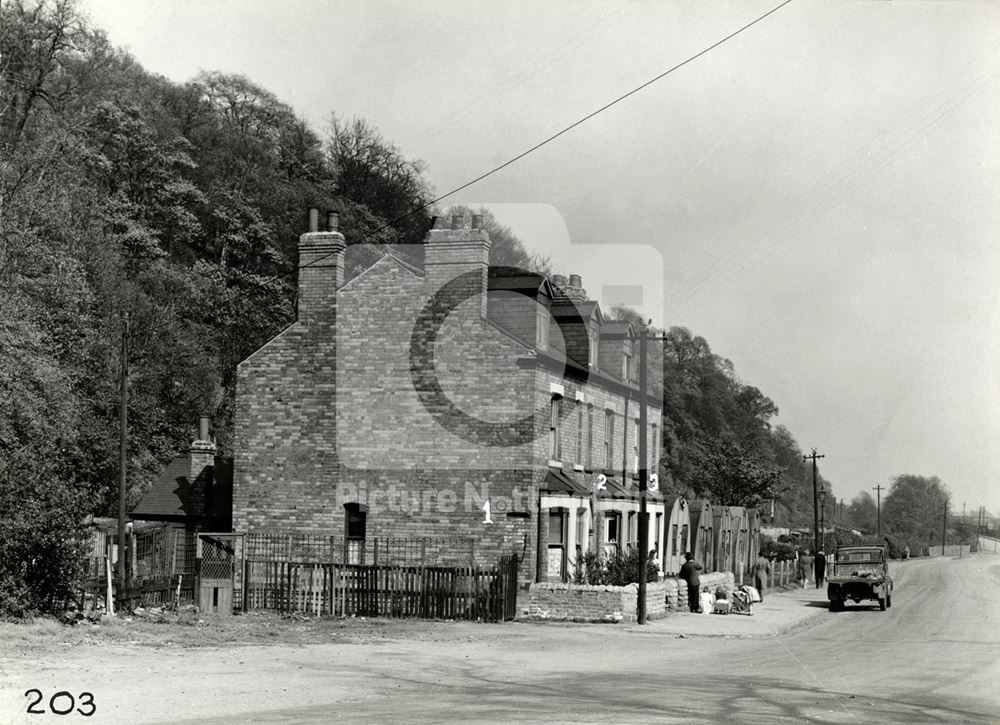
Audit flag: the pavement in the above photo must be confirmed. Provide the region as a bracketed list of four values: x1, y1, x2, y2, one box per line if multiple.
[625, 579, 832, 638]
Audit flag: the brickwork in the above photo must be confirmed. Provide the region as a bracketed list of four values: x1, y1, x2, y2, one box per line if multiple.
[232, 215, 666, 588]
[525, 580, 668, 622]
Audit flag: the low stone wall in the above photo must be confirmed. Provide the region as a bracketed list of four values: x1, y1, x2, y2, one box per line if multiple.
[525, 580, 668, 622]
[524, 573, 742, 622]
[663, 572, 736, 611]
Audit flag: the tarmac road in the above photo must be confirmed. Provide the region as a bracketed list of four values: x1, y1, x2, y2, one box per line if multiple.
[2, 553, 998, 724]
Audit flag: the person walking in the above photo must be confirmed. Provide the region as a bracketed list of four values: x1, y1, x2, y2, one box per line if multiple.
[678, 552, 704, 613]
[754, 554, 772, 601]
[814, 550, 827, 588]
[796, 548, 811, 588]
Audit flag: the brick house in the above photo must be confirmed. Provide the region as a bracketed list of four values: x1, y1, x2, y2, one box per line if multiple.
[232, 212, 663, 584]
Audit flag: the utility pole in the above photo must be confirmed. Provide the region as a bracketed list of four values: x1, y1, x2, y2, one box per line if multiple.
[117, 313, 130, 607]
[941, 495, 948, 556]
[872, 485, 884, 537]
[802, 449, 825, 554]
[637, 324, 649, 625]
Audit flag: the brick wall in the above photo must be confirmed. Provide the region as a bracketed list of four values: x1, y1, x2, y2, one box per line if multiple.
[525, 580, 668, 622]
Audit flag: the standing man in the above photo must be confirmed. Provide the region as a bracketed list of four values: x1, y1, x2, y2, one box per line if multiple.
[754, 553, 772, 601]
[678, 551, 703, 613]
[814, 550, 827, 588]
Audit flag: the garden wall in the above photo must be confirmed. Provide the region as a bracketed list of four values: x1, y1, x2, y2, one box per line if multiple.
[524, 572, 736, 622]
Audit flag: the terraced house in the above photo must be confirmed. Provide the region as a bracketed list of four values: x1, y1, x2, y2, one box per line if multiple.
[232, 211, 664, 584]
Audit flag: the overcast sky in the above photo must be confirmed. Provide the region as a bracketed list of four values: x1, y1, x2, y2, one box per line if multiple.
[80, 0, 1000, 515]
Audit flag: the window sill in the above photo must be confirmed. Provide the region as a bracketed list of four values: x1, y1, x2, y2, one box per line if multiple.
[573, 464, 585, 472]
[547, 460, 563, 469]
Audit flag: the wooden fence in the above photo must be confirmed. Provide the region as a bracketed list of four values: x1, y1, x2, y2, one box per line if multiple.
[243, 555, 519, 622]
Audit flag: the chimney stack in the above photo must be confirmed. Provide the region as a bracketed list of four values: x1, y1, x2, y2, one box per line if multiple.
[424, 212, 491, 319]
[190, 416, 216, 508]
[298, 207, 346, 325]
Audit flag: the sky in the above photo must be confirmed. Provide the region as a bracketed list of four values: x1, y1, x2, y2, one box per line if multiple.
[79, 0, 1000, 515]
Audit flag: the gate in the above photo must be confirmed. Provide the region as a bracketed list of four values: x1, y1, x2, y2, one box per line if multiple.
[197, 533, 239, 614]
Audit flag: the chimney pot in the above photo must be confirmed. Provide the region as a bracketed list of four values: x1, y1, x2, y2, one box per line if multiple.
[308, 207, 319, 232]
[569, 274, 582, 289]
[552, 274, 567, 287]
[327, 211, 340, 232]
[451, 215, 464, 230]
[471, 214, 484, 230]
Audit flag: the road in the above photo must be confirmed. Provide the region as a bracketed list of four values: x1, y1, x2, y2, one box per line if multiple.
[2, 554, 998, 724]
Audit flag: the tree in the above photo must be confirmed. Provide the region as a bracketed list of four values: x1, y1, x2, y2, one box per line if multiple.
[882, 474, 949, 544]
[326, 114, 432, 246]
[846, 491, 878, 534]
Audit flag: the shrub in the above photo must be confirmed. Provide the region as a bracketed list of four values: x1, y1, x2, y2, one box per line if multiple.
[571, 548, 659, 586]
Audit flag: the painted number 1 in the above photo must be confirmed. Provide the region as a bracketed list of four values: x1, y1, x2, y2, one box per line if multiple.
[482, 499, 493, 524]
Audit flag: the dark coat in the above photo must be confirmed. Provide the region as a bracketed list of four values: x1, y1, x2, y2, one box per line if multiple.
[679, 559, 703, 587]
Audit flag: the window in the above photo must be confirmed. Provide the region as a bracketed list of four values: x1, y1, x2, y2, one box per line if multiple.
[671, 524, 679, 555]
[586, 404, 594, 469]
[681, 525, 689, 556]
[604, 411, 614, 468]
[588, 326, 599, 367]
[651, 423, 659, 467]
[576, 400, 584, 463]
[623, 346, 632, 382]
[606, 513, 619, 543]
[549, 395, 562, 460]
[535, 306, 549, 350]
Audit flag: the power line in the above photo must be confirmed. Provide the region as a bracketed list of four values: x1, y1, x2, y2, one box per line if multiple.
[302, 0, 795, 271]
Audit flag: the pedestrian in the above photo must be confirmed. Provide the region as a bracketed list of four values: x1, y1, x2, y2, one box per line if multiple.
[678, 551, 704, 613]
[796, 549, 810, 588]
[814, 550, 826, 588]
[754, 553, 772, 601]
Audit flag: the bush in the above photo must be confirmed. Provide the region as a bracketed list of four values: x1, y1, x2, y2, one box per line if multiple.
[571, 548, 659, 586]
[760, 536, 796, 561]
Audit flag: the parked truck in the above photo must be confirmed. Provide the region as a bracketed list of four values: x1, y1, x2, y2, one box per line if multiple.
[826, 545, 893, 611]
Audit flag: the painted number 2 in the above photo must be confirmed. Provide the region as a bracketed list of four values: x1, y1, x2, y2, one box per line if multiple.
[24, 689, 96, 717]
[482, 499, 493, 524]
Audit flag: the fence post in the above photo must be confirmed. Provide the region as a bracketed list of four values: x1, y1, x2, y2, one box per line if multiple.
[469, 538, 476, 569]
[374, 537, 379, 568]
[421, 539, 427, 567]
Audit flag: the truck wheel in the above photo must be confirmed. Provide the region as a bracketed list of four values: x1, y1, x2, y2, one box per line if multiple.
[887, 594, 892, 608]
[829, 599, 841, 612]
[878, 597, 886, 611]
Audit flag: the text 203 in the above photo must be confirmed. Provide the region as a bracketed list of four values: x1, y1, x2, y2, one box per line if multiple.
[24, 690, 95, 717]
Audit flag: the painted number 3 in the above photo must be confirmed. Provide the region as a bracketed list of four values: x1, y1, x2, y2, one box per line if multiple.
[24, 689, 96, 717]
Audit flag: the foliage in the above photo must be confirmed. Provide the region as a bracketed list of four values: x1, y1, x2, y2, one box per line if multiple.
[571, 548, 659, 586]
[759, 536, 797, 561]
[882, 475, 949, 545]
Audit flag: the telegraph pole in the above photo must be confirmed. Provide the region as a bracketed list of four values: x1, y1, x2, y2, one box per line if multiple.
[802, 449, 825, 553]
[117, 313, 130, 606]
[872, 484, 884, 537]
[941, 495, 948, 556]
[637, 324, 649, 625]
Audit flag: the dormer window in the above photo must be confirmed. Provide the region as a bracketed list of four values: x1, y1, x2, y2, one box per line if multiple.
[536, 306, 550, 350]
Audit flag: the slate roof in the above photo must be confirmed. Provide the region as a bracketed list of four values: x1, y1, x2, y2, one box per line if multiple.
[130, 454, 232, 529]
